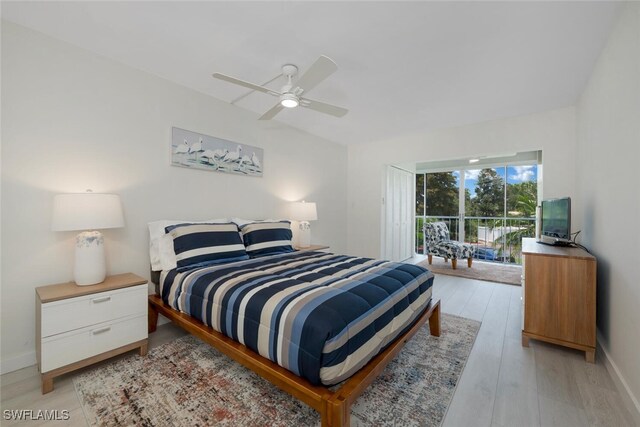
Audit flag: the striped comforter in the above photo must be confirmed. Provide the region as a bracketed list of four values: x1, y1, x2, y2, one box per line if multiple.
[160, 251, 434, 385]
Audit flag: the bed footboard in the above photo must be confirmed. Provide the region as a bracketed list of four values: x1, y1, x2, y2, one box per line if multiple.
[147, 296, 440, 427]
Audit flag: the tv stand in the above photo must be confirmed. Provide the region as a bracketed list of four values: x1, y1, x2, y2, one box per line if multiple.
[521, 238, 597, 362]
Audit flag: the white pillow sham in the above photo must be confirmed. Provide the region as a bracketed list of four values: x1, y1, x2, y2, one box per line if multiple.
[231, 217, 284, 227]
[148, 218, 227, 271]
[158, 233, 177, 271]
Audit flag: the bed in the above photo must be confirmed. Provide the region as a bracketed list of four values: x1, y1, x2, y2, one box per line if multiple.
[148, 221, 440, 426]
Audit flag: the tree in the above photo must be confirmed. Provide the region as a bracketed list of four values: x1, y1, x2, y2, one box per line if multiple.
[470, 168, 504, 217]
[463, 188, 478, 243]
[425, 172, 459, 216]
[507, 181, 537, 217]
[415, 174, 425, 216]
[502, 180, 538, 262]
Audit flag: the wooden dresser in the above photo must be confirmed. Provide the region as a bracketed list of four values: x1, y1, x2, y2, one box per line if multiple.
[521, 238, 597, 362]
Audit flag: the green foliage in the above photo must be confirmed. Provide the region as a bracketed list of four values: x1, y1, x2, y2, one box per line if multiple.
[464, 219, 478, 243]
[502, 180, 537, 261]
[500, 218, 536, 263]
[415, 216, 425, 251]
[425, 172, 458, 216]
[416, 166, 538, 263]
[507, 181, 537, 217]
[415, 174, 425, 216]
[467, 168, 505, 217]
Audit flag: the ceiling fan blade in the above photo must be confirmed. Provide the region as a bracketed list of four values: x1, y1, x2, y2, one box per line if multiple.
[300, 98, 348, 118]
[295, 55, 338, 93]
[259, 103, 285, 120]
[212, 73, 280, 97]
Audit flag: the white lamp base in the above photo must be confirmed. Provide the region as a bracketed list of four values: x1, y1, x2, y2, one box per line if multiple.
[74, 231, 106, 286]
[298, 221, 311, 248]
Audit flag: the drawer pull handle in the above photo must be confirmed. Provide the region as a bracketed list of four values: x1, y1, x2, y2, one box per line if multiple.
[92, 296, 111, 304]
[92, 327, 111, 335]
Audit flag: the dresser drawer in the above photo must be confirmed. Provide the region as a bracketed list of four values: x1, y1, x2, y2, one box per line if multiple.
[41, 284, 147, 338]
[41, 314, 147, 372]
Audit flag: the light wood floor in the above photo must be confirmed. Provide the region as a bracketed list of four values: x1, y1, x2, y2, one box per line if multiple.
[2, 274, 638, 426]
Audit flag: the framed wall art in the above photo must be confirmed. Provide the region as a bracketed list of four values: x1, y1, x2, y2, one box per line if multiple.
[171, 127, 263, 177]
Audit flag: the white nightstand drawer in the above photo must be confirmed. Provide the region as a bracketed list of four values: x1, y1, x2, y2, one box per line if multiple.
[41, 314, 147, 372]
[41, 284, 147, 338]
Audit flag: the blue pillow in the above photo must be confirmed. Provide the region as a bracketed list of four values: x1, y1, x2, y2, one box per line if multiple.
[166, 223, 248, 269]
[240, 221, 294, 258]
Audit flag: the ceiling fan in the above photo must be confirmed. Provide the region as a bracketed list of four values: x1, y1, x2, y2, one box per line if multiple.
[212, 55, 348, 120]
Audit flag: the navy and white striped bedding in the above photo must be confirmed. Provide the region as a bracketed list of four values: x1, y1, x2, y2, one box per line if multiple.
[239, 221, 294, 257]
[166, 223, 249, 270]
[160, 250, 434, 385]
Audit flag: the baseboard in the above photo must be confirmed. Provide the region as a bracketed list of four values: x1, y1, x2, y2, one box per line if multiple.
[0, 351, 37, 375]
[1, 316, 169, 375]
[597, 331, 640, 423]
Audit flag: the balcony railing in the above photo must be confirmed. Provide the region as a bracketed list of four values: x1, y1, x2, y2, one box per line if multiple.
[415, 215, 536, 265]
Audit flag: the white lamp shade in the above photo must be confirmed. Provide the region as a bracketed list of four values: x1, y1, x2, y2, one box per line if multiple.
[52, 193, 124, 231]
[290, 201, 318, 221]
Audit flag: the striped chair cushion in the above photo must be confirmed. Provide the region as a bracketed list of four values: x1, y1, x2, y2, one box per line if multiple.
[240, 221, 294, 258]
[166, 223, 249, 270]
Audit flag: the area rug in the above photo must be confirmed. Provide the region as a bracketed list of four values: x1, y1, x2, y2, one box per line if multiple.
[418, 258, 522, 285]
[74, 314, 480, 427]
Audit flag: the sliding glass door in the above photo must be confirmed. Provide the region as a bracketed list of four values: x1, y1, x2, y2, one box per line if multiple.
[416, 164, 537, 264]
[415, 171, 460, 253]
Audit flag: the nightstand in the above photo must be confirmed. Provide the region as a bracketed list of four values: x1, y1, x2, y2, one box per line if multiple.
[295, 245, 330, 252]
[36, 273, 148, 393]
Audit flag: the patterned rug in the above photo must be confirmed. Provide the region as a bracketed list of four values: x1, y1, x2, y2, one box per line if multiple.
[418, 258, 522, 285]
[74, 314, 480, 427]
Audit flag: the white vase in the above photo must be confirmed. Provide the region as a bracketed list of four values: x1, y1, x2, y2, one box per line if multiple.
[298, 221, 311, 248]
[74, 231, 106, 286]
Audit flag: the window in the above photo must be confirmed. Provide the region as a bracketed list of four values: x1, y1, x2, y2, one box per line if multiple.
[416, 163, 538, 264]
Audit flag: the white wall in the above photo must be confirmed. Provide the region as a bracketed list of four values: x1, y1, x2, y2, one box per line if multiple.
[347, 107, 577, 258]
[0, 22, 348, 372]
[575, 3, 640, 413]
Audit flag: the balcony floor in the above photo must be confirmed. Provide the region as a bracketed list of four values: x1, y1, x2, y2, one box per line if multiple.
[409, 254, 522, 285]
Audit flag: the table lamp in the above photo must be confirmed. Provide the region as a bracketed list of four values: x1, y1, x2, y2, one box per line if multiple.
[52, 191, 124, 286]
[290, 201, 317, 248]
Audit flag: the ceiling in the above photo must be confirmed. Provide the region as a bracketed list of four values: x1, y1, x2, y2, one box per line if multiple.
[2, 1, 621, 145]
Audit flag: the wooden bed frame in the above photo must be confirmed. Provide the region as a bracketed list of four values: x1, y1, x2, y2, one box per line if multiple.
[148, 295, 441, 427]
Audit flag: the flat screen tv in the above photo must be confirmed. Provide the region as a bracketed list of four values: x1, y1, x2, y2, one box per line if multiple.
[540, 197, 571, 244]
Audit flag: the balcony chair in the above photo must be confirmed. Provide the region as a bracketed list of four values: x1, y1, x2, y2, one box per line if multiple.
[423, 221, 475, 269]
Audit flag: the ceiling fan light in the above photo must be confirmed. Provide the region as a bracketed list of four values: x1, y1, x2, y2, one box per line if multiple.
[281, 99, 298, 108]
[280, 93, 299, 108]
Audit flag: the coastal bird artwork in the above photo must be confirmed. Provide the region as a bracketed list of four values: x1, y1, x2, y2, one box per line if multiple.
[174, 139, 190, 154]
[201, 150, 217, 164]
[251, 152, 261, 169]
[171, 128, 263, 177]
[223, 145, 242, 163]
[213, 148, 229, 159]
[239, 155, 253, 168]
[189, 137, 204, 161]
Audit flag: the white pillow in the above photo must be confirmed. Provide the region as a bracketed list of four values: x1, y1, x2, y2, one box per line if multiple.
[148, 218, 227, 271]
[230, 217, 256, 227]
[231, 217, 282, 227]
[158, 234, 177, 271]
